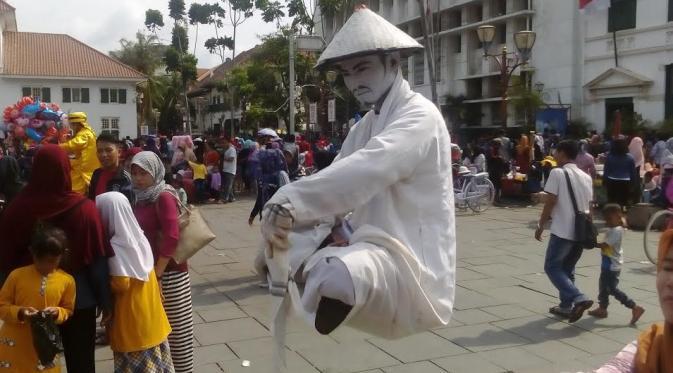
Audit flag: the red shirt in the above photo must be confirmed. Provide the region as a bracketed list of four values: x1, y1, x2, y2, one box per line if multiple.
[133, 192, 187, 272]
[94, 169, 116, 198]
[205, 150, 220, 168]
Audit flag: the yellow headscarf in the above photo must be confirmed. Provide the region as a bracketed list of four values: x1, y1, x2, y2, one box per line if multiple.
[635, 230, 673, 373]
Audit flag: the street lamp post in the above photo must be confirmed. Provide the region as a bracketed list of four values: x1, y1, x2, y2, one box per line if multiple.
[476, 26, 536, 128]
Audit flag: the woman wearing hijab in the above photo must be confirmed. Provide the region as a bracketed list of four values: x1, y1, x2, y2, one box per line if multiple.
[629, 136, 645, 203]
[515, 134, 531, 174]
[575, 140, 596, 178]
[96, 192, 174, 373]
[0, 144, 113, 373]
[597, 230, 673, 372]
[0, 156, 23, 207]
[130, 151, 194, 373]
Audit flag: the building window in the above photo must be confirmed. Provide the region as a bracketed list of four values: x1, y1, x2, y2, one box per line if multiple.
[496, 24, 506, 44]
[669, 0, 673, 21]
[450, 35, 462, 53]
[414, 52, 425, 86]
[369, 0, 379, 12]
[608, 0, 636, 32]
[21, 87, 50, 102]
[62, 88, 90, 103]
[401, 57, 409, 81]
[101, 117, 120, 138]
[100, 88, 127, 104]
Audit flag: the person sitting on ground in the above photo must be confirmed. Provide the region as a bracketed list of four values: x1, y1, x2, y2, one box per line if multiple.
[88, 133, 135, 203]
[587, 204, 645, 324]
[596, 229, 673, 372]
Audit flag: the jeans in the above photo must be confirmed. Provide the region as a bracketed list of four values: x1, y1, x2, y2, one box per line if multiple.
[194, 179, 206, 203]
[598, 270, 635, 309]
[544, 234, 589, 309]
[221, 172, 235, 202]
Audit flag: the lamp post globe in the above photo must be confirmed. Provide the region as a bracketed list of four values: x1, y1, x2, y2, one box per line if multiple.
[514, 31, 536, 62]
[476, 25, 496, 55]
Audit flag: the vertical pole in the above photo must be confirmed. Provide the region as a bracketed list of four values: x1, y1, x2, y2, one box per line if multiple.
[289, 33, 296, 135]
[500, 46, 508, 128]
[612, 31, 619, 67]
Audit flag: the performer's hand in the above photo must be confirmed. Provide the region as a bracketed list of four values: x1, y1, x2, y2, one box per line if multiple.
[535, 224, 544, 242]
[261, 204, 294, 254]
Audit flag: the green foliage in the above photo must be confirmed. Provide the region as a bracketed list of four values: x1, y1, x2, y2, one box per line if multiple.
[168, 0, 186, 21]
[604, 112, 650, 137]
[188, 3, 212, 25]
[567, 118, 594, 139]
[230, 0, 255, 17]
[444, 94, 467, 128]
[109, 32, 165, 75]
[256, 0, 286, 23]
[205, 37, 235, 57]
[171, 24, 189, 51]
[145, 9, 165, 33]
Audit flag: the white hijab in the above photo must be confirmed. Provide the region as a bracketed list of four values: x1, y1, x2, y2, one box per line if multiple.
[96, 192, 154, 281]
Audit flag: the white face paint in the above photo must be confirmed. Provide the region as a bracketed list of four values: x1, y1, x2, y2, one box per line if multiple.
[336, 54, 398, 107]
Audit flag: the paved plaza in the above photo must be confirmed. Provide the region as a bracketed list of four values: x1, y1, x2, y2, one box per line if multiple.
[91, 199, 664, 373]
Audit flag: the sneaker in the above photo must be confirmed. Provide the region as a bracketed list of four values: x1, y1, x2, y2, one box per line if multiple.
[569, 300, 594, 323]
[630, 306, 645, 325]
[588, 307, 608, 319]
[549, 306, 572, 318]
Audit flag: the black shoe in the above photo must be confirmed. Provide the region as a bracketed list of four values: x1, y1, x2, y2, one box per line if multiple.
[549, 306, 572, 319]
[568, 300, 594, 323]
[315, 297, 353, 335]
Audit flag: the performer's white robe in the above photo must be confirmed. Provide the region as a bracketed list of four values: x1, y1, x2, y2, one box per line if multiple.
[268, 73, 456, 338]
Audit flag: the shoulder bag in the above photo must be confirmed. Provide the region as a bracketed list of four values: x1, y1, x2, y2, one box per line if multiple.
[563, 169, 597, 249]
[156, 193, 216, 263]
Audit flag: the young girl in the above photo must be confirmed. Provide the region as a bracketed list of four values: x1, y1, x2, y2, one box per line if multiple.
[96, 192, 173, 373]
[0, 224, 76, 372]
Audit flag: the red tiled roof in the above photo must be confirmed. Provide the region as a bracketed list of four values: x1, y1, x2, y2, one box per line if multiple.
[0, 0, 15, 13]
[192, 47, 258, 92]
[2, 32, 146, 80]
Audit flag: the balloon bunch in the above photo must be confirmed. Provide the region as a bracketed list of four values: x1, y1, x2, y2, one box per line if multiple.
[0, 97, 69, 146]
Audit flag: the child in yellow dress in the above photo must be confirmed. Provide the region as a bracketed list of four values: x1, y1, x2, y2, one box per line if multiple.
[0, 224, 76, 372]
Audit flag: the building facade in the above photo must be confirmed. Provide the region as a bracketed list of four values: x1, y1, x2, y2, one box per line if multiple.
[316, 0, 673, 134]
[583, 0, 673, 133]
[0, 1, 144, 139]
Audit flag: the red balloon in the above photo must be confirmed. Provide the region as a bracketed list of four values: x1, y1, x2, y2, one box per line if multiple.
[13, 126, 25, 138]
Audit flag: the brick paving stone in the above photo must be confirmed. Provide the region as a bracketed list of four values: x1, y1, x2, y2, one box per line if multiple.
[432, 353, 506, 373]
[218, 351, 319, 373]
[369, 332, 468, 363]
[433, 324, 531, 352]
[194, 317, 269, 345]
[194, 343, 238, 365]
[297, 341, 399, 372]
[382, 361, 447, 373]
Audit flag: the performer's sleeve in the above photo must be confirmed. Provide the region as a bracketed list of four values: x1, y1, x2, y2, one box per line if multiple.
[60, 132, 88, 153]
[275, 109, 435, 222]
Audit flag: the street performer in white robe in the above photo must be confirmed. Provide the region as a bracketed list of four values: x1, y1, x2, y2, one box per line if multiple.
[259, 5, 456, 339]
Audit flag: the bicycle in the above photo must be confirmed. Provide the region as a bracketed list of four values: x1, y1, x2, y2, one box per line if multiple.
[454, 170, 495, 213]
[643, 208, 673, 265]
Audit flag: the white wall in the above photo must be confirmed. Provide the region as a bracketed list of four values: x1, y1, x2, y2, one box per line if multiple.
[0, 77, 139, 139]
[583, 0, 673, 132]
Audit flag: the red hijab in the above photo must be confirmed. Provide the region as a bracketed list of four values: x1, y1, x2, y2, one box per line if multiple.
[0, 145, 111, 272]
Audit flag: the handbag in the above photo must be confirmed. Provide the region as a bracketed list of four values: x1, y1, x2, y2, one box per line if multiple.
[29, 311, 63, 368]
[563, 169, 598, 249]
[157, 193, 216, 263]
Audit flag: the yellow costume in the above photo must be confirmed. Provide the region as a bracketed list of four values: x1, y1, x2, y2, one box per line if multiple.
[60, 112, 101, 194]
[0, 265, 76, 372]
[108, 270, 171, 353]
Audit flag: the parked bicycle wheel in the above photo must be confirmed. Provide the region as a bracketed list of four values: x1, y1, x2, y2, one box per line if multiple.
[467, 178, 494, 213]
[643, 209, 673, 265]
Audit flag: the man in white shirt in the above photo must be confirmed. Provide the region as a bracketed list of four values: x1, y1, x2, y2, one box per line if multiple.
[221, 137, 237, 203]
[535, 140, 594, 323]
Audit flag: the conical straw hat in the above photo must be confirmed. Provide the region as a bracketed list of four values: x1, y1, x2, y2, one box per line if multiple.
[316, 5, 423, 68]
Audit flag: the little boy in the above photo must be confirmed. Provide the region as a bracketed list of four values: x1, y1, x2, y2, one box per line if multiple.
[588, 204, 645, 324]
[170, 173, 188, 206]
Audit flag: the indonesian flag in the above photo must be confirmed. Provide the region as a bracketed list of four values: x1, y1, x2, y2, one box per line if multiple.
[579, 0, 610, 12]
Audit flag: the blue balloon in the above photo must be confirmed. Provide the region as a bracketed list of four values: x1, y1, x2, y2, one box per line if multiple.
[37, 108, 60, 121]
[21, 102, 41, 118]
[25, 127, 43, 142]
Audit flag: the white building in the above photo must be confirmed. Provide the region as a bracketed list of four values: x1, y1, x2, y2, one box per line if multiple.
[316, 0, 673, 134]
[583, 0, 673, 132]
[0, 0, 145, 139]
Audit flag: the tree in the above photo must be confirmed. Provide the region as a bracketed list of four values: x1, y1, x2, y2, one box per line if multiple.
[205, 37, 234, 61]
[204, 3, 228, 63]
[188, 3, 212, 55]
[171, 24, 189, 52]
[145, 9, 165, 33]
[508, 76, 544, 130]
[168, 0, 186, 21]
[227, 0, 255, 58]
[109, 32, 164, 75]
[444, 94, 467, 128]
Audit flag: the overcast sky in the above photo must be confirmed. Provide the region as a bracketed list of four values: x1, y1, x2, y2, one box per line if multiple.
[12, 0, 288, 68]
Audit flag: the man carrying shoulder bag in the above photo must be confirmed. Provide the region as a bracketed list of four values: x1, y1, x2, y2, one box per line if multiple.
[535, 140, 595, 323]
